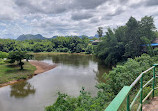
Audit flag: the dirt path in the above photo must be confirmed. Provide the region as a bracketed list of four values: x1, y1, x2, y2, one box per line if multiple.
[29, 60, 57, 74]
[143, 97, 158, 111]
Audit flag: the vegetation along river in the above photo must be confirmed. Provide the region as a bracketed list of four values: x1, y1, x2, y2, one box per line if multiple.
[0, 54, 110, 111]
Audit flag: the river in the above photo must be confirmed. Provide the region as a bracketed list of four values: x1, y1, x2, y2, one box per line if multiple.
[0, 54, 110, 111]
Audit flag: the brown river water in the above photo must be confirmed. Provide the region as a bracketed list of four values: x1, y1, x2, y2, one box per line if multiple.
[0, 54, 110, 111]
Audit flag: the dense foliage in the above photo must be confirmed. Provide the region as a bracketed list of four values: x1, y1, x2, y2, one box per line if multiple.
[0, 51, 8, 58]
[0, 15, 158, 110]
[0, 51, 8, 64]
[95, 16, 157, 66]
[97, 27, 103, 38]
[8, 51, 27, 70]
[45, 16, 158, 111]
[45, 54, 158, 111]
[0, 36, 94, 54]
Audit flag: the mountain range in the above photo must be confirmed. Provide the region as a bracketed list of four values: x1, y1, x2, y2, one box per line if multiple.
[17, 34, 99, 40]
[17, 34, 46, 40]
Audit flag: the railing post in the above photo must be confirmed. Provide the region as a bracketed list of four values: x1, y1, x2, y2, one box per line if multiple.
[152, 66, 155, 98]
[140, 76, 143, 111]
[105, 65, 157, 111]
[127, 95, 130, 111]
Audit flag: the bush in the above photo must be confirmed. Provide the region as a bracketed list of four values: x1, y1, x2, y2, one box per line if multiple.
[154, 48, 158, 55]
[45, 54, 158, 111]
[86, 45, 93, 54]
[56, 48, 69, 52]
[45, 87, 111, 111]
[104, 54, 156, 95]
[143, 87, 152, 100]
[0, 58, 5, 64]
[0, 51, 8, 58]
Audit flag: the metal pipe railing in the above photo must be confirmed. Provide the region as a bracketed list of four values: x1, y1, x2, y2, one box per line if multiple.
[105, 64, 158, 111]
[130, 66, 154, 88]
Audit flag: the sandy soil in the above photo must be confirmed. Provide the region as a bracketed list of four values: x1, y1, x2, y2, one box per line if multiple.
[0, 60, 57, 87]
[143, 97, 158, 111]
[29, 60, 57, 75]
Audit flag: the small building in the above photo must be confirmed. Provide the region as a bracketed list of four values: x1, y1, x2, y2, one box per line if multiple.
[142, 38, 158, 48]
[151, 38, 158, 48]
[141, 38, 158, 53]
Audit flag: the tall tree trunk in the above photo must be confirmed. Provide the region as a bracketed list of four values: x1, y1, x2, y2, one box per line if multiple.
[19, 59, 23, 70]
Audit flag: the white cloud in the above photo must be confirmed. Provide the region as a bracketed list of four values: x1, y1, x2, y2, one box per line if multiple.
[0, 0, 158, 38]
[0, 0, 19, 20]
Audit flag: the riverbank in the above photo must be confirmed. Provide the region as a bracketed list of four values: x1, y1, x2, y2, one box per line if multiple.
[29, 60, 57, 75]
[0, 61, 57, 87]
[29, 52, 92, 56]
[0, 62, 36, 87]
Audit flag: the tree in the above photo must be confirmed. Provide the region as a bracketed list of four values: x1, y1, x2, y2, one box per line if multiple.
[0, 51, 8, 58]
[124, 16, 141, 58]
[86, 45, 93, 54]
[95, 28, 125, 66]
[25, 54, 33, 62]
[97, 27, 103, 38]
[33, 43, 43, 52]
[139, 16, 156, 42]
[95, 16, 157, 65]
[8, 50, 26, 70]
[10, 82, 36, 98]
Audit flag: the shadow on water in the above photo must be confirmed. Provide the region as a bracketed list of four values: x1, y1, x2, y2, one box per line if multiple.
[34, 54, 92, 67]
[34, 54, 111, 82]
[95, 62, 111, 82]
[51, 54, 92, 67]
[10, 81, 36, 98]
[0, 54, 112, 111]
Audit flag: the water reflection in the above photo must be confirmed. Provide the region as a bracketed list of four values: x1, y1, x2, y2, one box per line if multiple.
[33, 54, 111, 82]
[0, 54, 111, 111]
[51, 54, 92, 67]
[10, 81, 36, 98]
[95, 62, 111, 82]
[34, 54, 92, 67]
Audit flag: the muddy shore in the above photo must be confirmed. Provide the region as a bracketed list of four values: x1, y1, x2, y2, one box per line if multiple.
[29, 60, 57, 75]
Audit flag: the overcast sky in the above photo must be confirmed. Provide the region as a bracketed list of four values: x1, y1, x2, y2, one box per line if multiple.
[0, 0, 158, 39]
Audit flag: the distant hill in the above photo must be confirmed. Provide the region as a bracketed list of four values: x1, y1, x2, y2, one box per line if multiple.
[51, 36, 58, 39]
[17, 34, 46, 40]
[17, 34, 98, 40]
[51, 35, 90, 39]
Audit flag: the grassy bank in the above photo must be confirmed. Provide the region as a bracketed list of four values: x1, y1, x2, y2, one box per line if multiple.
[0, 62, 36, 85]
[29, 52, 92, 56]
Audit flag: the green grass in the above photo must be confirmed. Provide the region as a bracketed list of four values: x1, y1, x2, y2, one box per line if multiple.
[0, 62, 36, 84]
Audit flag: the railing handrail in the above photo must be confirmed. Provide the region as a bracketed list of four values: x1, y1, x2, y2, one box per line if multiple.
[105, 86, 132, 111]
[105, 64, 158, 111]
[130, 66, 155, 87]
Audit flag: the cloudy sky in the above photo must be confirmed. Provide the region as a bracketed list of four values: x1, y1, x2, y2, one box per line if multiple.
[0, 0, 158, 39]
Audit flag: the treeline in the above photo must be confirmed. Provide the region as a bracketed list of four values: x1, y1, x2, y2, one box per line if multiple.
[46, 54, 158, 111]
[0, 36, 94, 54]
[45, 16, 158, 111]
[95, 16, 157, 66]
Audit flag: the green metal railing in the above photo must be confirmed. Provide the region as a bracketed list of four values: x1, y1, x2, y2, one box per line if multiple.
[105, 64, 158, 111]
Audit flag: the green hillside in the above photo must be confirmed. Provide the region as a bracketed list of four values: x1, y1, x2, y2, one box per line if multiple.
[17, 34, 46, 40]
